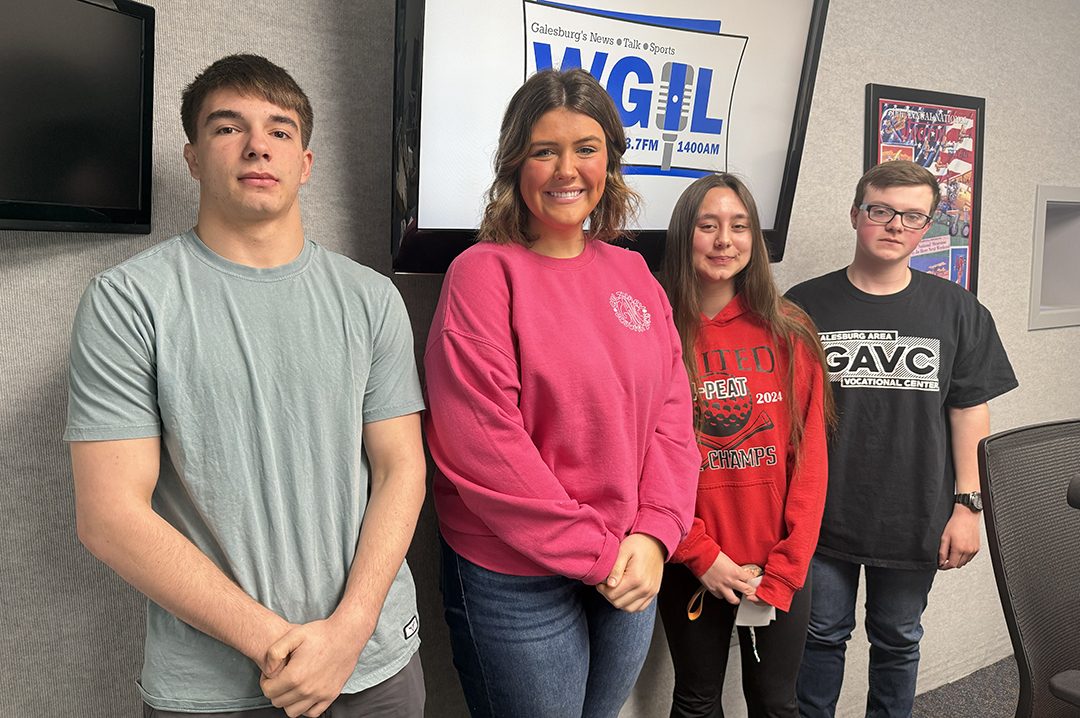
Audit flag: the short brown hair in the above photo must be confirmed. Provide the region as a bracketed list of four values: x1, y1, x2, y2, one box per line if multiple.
[853, 160, 940, 215]
[478, 68, 638, 245]
[181, 54, 314, 148]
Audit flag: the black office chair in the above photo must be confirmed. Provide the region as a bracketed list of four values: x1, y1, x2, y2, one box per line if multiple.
[979, 419, 1080, 717]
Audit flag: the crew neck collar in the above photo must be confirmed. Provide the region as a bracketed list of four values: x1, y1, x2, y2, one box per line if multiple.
[840, 266, 919, 303]
[182, 229, 314, 282]
[514, 238, 598, 270]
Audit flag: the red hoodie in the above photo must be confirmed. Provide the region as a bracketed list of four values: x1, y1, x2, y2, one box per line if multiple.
[671, 294, 827, 611]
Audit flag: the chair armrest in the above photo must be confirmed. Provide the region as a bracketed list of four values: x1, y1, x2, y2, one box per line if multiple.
[1050, 670, 1080, 707]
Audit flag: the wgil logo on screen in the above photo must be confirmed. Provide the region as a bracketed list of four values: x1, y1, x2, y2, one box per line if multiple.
[524, 1, 747, 178]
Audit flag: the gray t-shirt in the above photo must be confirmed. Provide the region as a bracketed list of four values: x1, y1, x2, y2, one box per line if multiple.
[65, 230, 425, 712]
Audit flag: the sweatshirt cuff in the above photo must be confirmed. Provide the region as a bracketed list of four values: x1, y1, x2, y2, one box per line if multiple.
[580, 530, 622, 586]
[680, 540, 721, 579]
[630, 505, 686, 561]
[756, 573, 798, 613]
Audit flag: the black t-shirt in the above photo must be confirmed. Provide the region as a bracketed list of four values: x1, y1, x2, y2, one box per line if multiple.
[785, 269, 1017, 568]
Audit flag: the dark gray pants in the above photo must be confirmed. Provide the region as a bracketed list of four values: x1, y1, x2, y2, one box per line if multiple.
[143, 652, 424, 718]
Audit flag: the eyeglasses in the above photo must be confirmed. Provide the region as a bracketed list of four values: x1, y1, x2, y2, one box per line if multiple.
[859, 203, 932, 230]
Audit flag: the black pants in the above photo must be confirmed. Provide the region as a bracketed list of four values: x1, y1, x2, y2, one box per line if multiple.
[658, 563, 812, 718]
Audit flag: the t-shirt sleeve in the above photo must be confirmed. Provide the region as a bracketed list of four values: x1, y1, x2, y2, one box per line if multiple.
[947, 299, 1018, 408]
[65, 275, 161, 442]
[362, 281, 425, 423]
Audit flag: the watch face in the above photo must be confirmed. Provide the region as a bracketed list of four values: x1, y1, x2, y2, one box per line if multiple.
[956, 492, 983, 511]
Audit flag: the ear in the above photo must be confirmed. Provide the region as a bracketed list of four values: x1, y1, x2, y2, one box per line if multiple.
[299, 148, 314, 186]
[849, 205, 859, 230]
[183, 143, 200, 180]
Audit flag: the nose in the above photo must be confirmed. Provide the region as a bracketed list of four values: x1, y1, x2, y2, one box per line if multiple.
[714, 229, 732, 248]
[244, 133, 270, 161]
[554, 152, 576, 180]
[885, 212, 905, 230]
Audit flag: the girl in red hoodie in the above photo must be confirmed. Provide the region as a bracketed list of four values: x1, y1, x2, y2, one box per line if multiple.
[658, 173, 832, 717]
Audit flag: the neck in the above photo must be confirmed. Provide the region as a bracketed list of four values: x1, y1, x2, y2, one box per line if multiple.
[528, 223, 587, 258]
[699, 280, 736, 319]
[846, 257, 912, 295]
[194, 210, 305, 269]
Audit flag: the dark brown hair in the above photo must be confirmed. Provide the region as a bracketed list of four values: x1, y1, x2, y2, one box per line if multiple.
[660, 173, 834, 458]
[181, 54, 314, 149]
[478, 68, 638, 245]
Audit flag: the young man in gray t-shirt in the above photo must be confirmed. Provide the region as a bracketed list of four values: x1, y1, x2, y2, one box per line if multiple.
[65, 54, 427, 717]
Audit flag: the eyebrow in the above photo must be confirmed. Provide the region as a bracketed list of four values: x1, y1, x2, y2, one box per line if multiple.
[697, 212, 749, 221]
[204, 109, 299, 131]
[529, 135, 604, 147]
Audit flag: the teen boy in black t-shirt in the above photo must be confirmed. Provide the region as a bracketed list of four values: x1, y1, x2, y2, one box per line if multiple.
[786, 161, 1017, 718]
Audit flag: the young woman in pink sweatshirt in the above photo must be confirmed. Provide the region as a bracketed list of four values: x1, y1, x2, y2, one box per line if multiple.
[657, 174, 832, 717]
[424, 69, 699, 718]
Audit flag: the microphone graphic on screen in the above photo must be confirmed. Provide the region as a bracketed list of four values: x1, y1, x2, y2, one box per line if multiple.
[656, 62, 693, 171]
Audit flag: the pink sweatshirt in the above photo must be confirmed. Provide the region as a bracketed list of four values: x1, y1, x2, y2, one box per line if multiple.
[424, 240, 699, 585]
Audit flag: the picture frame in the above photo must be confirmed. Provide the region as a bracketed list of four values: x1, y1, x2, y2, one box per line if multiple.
[392, 0, 831, 272]
[865, 84, 984, 294]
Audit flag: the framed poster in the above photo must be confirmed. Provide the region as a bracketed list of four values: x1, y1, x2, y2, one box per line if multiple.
[865, 84, 985, 294]
[393, 0, 830, 272]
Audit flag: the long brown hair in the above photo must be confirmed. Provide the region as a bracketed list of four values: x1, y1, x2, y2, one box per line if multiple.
[660, 173, 834, 460]
[478, 68, 639, 245]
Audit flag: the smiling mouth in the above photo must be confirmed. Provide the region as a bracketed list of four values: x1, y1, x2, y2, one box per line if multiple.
[546, 189, 584, 200]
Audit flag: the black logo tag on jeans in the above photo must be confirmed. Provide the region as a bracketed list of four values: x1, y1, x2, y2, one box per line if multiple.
[402, 614, 419, 640]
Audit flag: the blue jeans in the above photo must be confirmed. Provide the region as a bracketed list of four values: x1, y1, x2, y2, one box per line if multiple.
[440, 539, 656, 718]
[796, 554, 936, 718]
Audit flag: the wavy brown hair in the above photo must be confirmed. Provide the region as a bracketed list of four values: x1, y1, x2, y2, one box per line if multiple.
[478, 68, 638, 245]
[660, 173, 835, 459]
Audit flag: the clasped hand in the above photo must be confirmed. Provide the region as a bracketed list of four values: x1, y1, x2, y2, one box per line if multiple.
[596, 533, 665, 612]
[258, 615, 371, 717]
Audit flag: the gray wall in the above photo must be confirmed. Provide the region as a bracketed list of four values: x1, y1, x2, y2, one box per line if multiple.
[1, 1, 1077, 716]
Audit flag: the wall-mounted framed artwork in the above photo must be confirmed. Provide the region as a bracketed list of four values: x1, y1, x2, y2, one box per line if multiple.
[393, 0, 830, 272]
[865, 84, 984, 294]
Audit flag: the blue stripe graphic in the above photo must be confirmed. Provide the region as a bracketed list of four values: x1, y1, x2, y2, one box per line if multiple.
[623, 166, 713, 178]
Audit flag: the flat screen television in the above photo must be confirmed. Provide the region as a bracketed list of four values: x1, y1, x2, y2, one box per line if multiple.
[392, 0, 828, 272]
[0, 0, 155, 234]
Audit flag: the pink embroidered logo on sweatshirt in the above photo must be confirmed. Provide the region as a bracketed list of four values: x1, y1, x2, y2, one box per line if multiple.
[609, 291, 651, 332]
